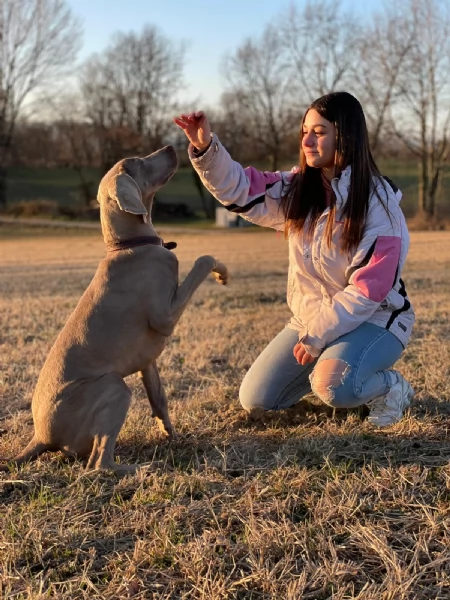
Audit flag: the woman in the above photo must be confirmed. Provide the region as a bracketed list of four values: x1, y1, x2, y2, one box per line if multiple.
[174, 92, 415, 427]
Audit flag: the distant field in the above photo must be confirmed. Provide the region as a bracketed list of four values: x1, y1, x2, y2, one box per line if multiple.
[1, 229, 450, 598]
[6, 159, 450, 218]
[6, 165, 209, 215]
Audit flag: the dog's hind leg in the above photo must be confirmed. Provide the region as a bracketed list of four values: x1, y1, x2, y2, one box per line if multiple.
[140, 362, 174, 439]
[85, 373, 135, 474]
[0, 437, 51, 472]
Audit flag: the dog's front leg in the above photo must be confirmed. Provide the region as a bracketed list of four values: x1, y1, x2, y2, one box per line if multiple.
[169, 255, 228, 324]
[140, 362, 174, 439]
[147, 255, 228, 336]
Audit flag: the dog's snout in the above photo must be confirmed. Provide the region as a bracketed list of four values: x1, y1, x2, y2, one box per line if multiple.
[144, 146, 177, 161]
[161, 145, 178, 170]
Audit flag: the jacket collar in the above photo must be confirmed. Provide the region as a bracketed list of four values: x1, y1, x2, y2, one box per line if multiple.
[330, 165, 351, 209]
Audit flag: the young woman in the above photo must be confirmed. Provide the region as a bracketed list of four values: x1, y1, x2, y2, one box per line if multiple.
[174, 92, 415, 427]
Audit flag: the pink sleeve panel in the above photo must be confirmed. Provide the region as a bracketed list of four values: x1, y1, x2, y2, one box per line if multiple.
[352, 236, 401, 302]
[244, 167, 282, 197]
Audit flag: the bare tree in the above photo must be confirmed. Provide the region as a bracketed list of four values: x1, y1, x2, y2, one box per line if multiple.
[9, 120, 57, 167]
[212, 92, 252, 164]
[81, 25, 186, 174]
[222, 26, 300, 171]
[282, 0, 359, 103]
[391, 0, 450, 217]
[352, 6, 417, 156]
[57, 119, 99, 206]
[0, 0, 82, 208]
[40, 91, 100, 205]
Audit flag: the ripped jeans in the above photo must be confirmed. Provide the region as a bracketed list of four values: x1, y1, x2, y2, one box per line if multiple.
[239, 322, 404, 411]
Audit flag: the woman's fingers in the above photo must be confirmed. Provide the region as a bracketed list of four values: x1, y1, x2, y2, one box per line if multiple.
[173, 117, 189, 129]
[177, 112, 203, 123]
[293, 343, 304, 364]
[174, 113, 205, 134]
[293, 343, 315, 365]
[174, 112, 206, 125]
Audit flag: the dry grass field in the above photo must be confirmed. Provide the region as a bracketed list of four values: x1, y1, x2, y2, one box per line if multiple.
[1, 227, 450, 599]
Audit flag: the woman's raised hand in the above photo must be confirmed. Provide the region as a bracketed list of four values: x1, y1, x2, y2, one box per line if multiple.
[173, 111, 211, 151]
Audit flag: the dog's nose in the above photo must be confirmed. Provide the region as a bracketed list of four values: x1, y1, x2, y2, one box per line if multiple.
[163, 145, 178, 167]
[144, 146, 177, 161]
[163, 145, 176, 156]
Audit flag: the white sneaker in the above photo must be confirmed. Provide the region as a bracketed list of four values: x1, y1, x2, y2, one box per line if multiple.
[367, 370, 414, 427]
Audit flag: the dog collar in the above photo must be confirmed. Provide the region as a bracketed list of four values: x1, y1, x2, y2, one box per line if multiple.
[107, 236, 177, 252]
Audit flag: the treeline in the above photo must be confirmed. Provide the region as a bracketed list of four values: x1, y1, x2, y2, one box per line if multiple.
[1, 0, 449, 218]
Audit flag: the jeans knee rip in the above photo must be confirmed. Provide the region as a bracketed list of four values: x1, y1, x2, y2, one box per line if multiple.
[309, 359, 351, 405]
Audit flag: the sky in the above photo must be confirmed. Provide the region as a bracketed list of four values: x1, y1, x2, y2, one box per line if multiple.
[67, 0, 381, 108]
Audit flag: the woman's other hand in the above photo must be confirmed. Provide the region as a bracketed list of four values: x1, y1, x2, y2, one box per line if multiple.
[173, 111, 211, 151]
[293, 342, 316, 365]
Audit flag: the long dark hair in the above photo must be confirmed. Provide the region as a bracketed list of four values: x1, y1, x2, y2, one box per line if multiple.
[280, 92, 387, 253]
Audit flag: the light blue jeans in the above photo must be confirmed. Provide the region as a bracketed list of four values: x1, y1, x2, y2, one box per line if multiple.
[239, 322, 404, 411]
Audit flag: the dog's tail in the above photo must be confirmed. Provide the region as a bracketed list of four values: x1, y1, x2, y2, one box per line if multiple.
[0, 437, 50, 472]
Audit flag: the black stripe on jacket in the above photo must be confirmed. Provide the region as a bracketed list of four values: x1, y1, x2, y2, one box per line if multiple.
[386, 278, 411, 329]
[344, 239, 377, 286]
[383, 176, 399, 194]
[227, 194, 265, 214]
[225, 180, 279, 214]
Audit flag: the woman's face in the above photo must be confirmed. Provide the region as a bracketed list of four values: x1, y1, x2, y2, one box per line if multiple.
[301, 109, 336, 170]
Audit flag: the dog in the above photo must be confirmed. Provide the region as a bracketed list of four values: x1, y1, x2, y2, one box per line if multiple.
[0, 145, 228, 474]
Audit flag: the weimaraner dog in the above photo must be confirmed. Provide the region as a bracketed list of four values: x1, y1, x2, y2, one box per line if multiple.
[1, 145, 228, 474]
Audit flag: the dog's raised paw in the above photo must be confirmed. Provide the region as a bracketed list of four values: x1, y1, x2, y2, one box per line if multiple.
[212, 262, 229, 285]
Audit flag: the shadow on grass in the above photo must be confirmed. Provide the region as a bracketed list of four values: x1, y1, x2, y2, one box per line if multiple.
[2, 396, 449, 487]
[114, 396, 450, 476]
[14, 533, 135, 582]
[2, 395, 450, 598]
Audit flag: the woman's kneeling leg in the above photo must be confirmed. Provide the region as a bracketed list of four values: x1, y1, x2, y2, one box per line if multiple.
[239, 327, 315, 411]
[309, 322, 404, 409]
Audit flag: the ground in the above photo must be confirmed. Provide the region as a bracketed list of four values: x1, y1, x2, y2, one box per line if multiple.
[1, 227, 450, 599]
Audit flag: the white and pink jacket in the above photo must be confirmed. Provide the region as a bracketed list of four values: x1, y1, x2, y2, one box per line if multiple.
[189, 134, 415, 356]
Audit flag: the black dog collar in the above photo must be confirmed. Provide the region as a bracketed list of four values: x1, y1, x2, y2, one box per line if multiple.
[107, 236, 177, 252]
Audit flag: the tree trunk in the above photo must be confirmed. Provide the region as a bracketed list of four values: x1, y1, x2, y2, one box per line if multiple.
[427, 166, 441, 219]
[73, 165, 94, 207]
[192, 167, 214, 219]
[270, 147, 279, 172]
[0, 166, 8, 210]
[417, 159, 427, 213]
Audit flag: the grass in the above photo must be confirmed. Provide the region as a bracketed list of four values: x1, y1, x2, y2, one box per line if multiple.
[1, 228, 450, 598]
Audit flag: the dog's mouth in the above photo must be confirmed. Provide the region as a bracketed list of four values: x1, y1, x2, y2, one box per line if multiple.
[162, 166, 178, 186]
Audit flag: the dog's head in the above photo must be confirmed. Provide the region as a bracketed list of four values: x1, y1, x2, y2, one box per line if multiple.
[98, 145, 178, 226]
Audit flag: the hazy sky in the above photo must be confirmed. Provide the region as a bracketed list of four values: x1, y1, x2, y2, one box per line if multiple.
[67, 0, 382, 107]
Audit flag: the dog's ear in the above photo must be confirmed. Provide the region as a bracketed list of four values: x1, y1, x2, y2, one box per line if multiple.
[108, 173, 147, 217]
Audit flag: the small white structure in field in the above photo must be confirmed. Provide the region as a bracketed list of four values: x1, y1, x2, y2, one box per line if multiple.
[215, 207, 253, 227]
[215, 207, 238, 227]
